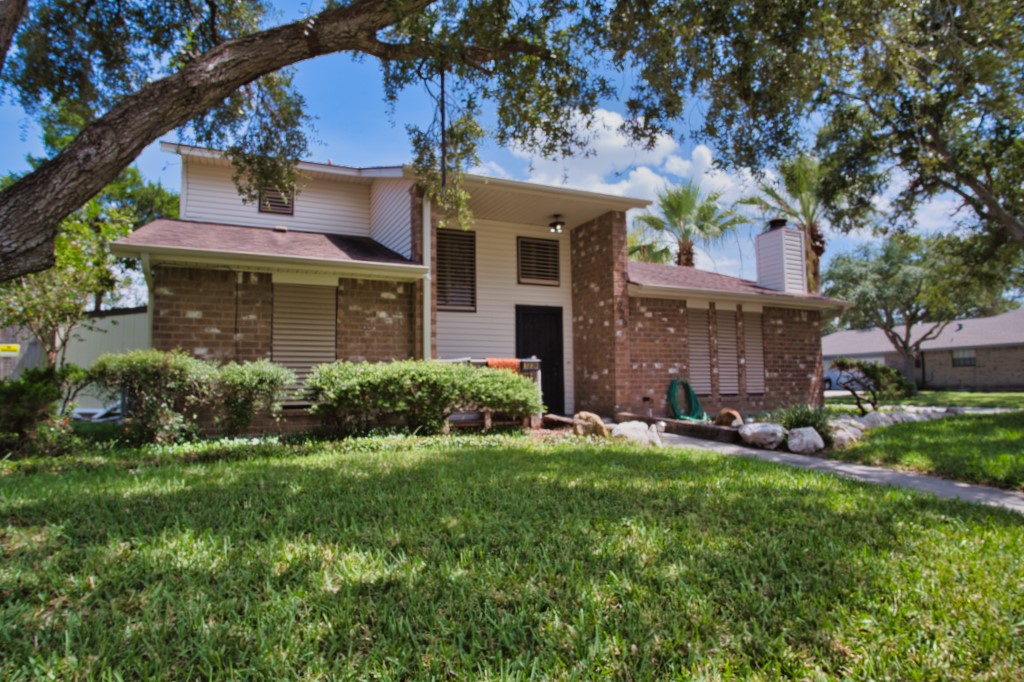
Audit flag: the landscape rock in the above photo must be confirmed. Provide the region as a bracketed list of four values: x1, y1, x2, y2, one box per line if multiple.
[860, 411, 894, 429]
[647, 424, 663, 448]
[833, 421, 863, 439]
[573, 411, 610, 437]
[831, 428, 856, 450]
[612, 420, 660, 446]
[945, 407, 967, 416]
[715, 408, 743, 427]
[738, 423, 788, 450]
[787, 427, 825, 454]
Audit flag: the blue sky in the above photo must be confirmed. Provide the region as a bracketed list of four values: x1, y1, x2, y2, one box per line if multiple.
[1, 1, 956, 281]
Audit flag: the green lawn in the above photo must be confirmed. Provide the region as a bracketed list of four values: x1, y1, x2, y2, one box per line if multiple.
[2, 435, 1023, 679]
[834, 411, 1024, 490]
[826, 390, 1024, 409]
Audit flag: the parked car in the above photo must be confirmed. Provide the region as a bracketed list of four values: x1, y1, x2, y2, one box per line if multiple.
[824, 366, 873, 391]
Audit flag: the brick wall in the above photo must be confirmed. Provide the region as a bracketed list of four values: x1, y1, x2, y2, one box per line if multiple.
[619, 299, 823, 418]
[570, 211, 631, 415]
[337, 278, 416, 362]
[761, 306, 823, 408]
[152, 267, 272, 362]
[922, 345, 1024, 390]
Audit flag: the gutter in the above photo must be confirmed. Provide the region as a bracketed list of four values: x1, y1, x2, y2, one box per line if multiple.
[626, 282, 850, 312]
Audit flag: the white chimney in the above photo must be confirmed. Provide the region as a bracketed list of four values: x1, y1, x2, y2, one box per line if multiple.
[755, 218, 807, 293]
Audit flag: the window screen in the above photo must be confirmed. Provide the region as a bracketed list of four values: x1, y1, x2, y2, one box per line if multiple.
[437, 229, 476, 311]
[272, 283, 336, 385]
[952, 349, 976, 367]
[518, 237, 560, 286]
[687, 308, 712, 393]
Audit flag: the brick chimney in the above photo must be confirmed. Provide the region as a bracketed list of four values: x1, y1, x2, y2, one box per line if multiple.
[755, 218, 807, 293]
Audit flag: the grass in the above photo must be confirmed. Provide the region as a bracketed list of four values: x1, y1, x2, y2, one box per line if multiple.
[826, 390, 1024, 409]
[2, 435, 1023, 679]
[834, 411, 1024, 490]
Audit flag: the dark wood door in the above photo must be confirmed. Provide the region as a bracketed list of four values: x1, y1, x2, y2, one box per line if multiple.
[515, 305, 564, 415]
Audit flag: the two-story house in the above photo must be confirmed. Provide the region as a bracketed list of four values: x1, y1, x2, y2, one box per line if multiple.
[112, 143, 841, 421]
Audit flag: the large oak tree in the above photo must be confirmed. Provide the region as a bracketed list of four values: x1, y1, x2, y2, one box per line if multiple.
[1, 0, 1022, 281]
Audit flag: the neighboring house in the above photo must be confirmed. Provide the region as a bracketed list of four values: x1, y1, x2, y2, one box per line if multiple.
[111, 142, 842, 421]
[822, 308, 1024, 391]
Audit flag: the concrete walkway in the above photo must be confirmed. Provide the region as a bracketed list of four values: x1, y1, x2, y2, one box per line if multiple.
[662, 433, 1024, 515]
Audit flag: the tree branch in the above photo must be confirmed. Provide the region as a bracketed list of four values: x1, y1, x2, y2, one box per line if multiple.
[0, 0, 27, 78]
[1, 0, 465, 280]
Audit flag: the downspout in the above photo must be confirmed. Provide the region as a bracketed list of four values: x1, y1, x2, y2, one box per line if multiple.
[422, 198, 432, 360]
[141, 252, 153, 349]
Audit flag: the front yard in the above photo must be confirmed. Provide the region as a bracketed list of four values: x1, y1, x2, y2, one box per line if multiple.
[826, 390, 1024, 410]
[2, 436, 1022, 679]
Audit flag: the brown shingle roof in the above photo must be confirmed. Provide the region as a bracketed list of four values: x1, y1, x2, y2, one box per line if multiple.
[627, 261, 842, 305]
[115, 219, 414, 266]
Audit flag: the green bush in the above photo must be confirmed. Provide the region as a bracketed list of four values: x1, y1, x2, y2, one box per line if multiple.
[306, 360, 543, 435]
[830, 357, 917, 415]
[769, 403, 834, 449]
[90, 349, 217, 444]
[217, 360, 296, 435]
[0, 367, 62, 455]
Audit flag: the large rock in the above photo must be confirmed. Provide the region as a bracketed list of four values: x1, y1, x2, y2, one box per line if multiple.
[738, 423, 788, 450]
[831, 427, 857, 450]
[715, 408, 743, 427]
[787, 427, 825, 454]
[573, 411, 610, 437]
[831, 421, 863, 440]
[611, 420, 661, 446]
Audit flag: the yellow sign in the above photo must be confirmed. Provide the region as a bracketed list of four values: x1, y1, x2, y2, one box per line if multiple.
[0, 343, 20, 357]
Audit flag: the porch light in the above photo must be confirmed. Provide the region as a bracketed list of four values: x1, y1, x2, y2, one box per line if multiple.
[548, 214, 565, 234]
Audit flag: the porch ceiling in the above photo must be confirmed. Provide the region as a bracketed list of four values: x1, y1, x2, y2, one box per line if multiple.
[464, 175, 649, 229]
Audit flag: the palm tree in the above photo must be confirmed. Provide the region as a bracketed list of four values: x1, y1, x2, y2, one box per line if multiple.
[740, 154, 827, 292]
[629, 180, 745, 267]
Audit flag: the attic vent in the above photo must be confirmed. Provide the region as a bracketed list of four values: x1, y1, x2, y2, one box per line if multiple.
[518, 237, 560, 286]
[259, 188, 294, 216]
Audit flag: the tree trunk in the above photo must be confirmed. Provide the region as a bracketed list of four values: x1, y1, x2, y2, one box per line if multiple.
[0, 0, 448, 281]
[677, 240, 695, 267]
[805, 222, 826, 293]
[0, 0, 27, 78]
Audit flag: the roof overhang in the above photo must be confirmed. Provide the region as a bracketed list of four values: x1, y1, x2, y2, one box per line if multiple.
[627, 282, 850, 312]
[111, 242, 428, 282]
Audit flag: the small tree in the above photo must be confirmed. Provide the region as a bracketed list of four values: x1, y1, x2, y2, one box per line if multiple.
[829, 357, 916, 416]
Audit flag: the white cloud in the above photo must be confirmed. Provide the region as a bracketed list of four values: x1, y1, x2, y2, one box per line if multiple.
[467, 160, 511, 179]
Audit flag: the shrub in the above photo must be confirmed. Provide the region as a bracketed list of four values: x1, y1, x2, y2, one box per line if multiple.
[770, 403, 834, 449]
[0, 367, 62, 455]
[306, 360, 543, 435]
[830, 357, 917, 415]
[217, 360, 296, 435]
[90, 349, 217, 443]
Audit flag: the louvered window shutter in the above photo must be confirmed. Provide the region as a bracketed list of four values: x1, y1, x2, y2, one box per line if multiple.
[743, 312, 765, 393]
[272, 283, 336, 385]
[437, 230, 476, 311]
[259, 188, 294, 215]
[518, 238, 560, 286]
[687, 308, 712, 393]
[717, 309, 739, 395]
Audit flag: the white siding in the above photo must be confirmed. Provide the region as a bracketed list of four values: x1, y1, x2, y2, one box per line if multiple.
[436, 219, 575, 413]
[370, 179, 414, 258]
[755, 227, 806, 293]
[183, 162, 372, 236]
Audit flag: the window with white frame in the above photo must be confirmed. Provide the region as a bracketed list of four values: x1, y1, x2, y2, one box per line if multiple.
[517, 237, 560, 286]
[437, 229, 476, 311]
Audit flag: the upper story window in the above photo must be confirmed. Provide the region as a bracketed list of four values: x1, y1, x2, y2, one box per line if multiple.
[259, 188, 294, 216]
[952, 348, 976, 367]
[437, 229, 476, 312]
[518, 237, 560, 286]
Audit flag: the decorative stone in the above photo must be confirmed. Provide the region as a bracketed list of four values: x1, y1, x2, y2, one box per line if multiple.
[611, 420, 659, 446]
[832, 428, 856, 450]
[573, 411, 610, 437]
[787, 427, 825, 454]
[860, 411, 893, 429]
[715, 408, 743, 427]
[647, 424, 663, 448]
[738, 423, 788, 450]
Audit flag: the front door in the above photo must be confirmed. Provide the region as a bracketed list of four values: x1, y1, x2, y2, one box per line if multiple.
[515, 305, 565, 415]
